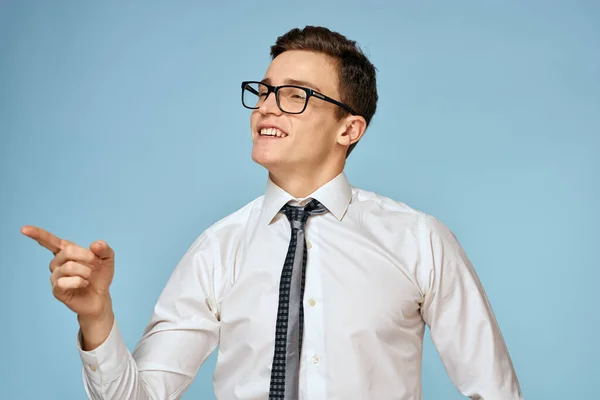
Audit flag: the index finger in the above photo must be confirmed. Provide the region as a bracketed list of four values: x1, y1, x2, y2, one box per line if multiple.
[21, 225, 72, 255]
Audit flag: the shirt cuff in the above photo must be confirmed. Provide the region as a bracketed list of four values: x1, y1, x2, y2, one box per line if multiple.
[76, 320, 130, 384]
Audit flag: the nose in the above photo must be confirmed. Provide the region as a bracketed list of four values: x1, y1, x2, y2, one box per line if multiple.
[258, 91, 282, 116]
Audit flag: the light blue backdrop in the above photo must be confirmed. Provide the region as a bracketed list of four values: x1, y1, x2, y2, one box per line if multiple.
[1, 1, 598, 399]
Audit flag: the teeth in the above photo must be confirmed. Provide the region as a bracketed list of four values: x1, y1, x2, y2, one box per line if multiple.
[260, 128, 287, 138]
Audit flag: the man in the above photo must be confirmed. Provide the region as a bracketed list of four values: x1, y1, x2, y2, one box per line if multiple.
[22, 26, 523, 399]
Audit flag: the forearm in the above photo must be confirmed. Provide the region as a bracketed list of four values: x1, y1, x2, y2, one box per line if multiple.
[82, 358, 152, 400]
[77, 297, 151, 400]
[78, 319, 154, 400]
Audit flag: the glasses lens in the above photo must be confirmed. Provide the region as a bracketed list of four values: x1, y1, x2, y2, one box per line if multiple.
[278, 86, 308, 113]
[242, 82, 267, 109]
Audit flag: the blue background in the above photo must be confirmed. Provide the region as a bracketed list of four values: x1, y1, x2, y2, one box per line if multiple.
[1, 1, 598, 399]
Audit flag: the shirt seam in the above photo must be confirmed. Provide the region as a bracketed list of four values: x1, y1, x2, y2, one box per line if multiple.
[417, 212, 433, 303]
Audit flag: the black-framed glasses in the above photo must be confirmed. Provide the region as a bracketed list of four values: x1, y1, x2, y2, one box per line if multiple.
[241, 81, 357, 115]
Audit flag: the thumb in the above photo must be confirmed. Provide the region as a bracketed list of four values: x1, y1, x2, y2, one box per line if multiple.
[90, 240, 114, 260]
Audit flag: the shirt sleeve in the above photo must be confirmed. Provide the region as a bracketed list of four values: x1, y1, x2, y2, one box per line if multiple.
[418, 214, 524, 399]
[76, 231, 222, 399]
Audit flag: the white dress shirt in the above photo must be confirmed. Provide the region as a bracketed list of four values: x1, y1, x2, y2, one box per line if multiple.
[77, 172, 523, 399]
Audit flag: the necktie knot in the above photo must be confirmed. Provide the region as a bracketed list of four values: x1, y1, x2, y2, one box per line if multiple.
[281, 199, 328, 229]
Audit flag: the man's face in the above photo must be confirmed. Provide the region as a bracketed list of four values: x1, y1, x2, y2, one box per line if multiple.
[250, 50, 346, 173]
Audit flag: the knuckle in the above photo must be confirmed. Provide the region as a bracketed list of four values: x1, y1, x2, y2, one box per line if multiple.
[62, 245, 74, 258]
[64, 244, 79, 258]
[62, 261, 75, 273]
[51, 267, 61, 280]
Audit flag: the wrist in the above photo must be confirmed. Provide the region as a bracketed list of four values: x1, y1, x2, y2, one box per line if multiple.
[78, 308, 114, 331]
[78, 294, 113, 325]
[78, 296, 115, 351]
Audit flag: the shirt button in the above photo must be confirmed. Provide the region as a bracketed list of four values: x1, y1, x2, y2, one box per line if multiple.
[308, 298, 316, 307]
[312, 355, 320, 364]
[306, 241, 313, 249]
[89, 365, 97, 372]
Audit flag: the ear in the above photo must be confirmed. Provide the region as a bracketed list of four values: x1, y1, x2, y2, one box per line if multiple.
[336, 115, 367, 148]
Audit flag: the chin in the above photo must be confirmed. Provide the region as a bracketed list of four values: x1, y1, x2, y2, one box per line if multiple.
[252, 148, 280, 169]
[252, 149, 299, 174]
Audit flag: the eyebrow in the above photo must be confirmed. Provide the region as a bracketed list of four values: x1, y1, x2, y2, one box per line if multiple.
[261, 78, 322, 93]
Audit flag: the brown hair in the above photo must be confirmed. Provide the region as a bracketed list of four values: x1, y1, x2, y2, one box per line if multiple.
[270, 26, 378, 158]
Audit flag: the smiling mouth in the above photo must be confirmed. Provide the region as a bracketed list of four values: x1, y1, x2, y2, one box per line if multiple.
[258, 128, 288, 138]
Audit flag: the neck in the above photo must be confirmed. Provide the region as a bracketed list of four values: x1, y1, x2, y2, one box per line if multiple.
[268, 163, 345, 198]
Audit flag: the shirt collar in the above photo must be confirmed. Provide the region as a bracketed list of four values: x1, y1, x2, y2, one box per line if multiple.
[259, 172, 353, 225]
